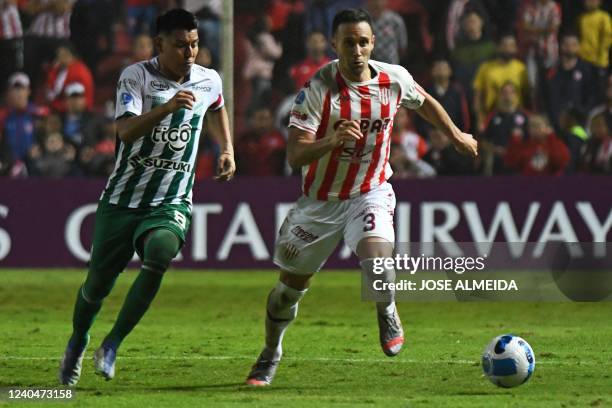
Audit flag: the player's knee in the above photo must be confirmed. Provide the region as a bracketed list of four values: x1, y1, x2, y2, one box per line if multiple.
[142, 228, 180, 274]
[82, 275, 115, 302]
[356, 238, 393, 259]
[267, 280, 308, 320]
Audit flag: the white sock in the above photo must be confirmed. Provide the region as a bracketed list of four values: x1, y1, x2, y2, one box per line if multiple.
[261, 280, 307, 361]
[360, 258, 396, 315]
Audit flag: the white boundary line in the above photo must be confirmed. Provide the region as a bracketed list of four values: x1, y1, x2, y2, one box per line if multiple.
[0, 355, 595, 365]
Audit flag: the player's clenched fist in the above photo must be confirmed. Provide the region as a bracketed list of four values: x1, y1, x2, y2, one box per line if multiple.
[165, 90, 196, 111]
[215, 152, 236, 182]
[452, 132, 479, 157]
[330, 120, 363, 147]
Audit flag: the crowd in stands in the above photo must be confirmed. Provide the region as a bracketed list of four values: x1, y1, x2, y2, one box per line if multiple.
[0, 0, 222, 178]
[1, 0, 610, 179]
[235, 0, 611, 177]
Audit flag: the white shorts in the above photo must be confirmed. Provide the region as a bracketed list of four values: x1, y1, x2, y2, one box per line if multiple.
[273, 182, 396, 275]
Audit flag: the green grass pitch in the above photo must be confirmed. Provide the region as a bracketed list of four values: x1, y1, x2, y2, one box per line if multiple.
[0, 269, 610, 407]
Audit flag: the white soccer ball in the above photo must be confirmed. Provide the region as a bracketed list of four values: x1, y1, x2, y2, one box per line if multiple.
[481, 334, 535, 388]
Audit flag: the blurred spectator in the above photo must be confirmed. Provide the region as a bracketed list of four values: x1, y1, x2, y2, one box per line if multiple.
[236, 107, 286, 176]
[132, 33, 154, 63]
[544, 33, 595, 131]
[419, 59, 470, 135]
[0, 131, 13, 175]
[304, 0, 363, 41]
[577, 0, 611, 70]
[126, 0, 158, 37]
[29, 131, 76, 177]
[44, 42, 94, 112]
[70, 0, 114, 73]
[78, 118, 115, 176]
[96, 33, 154, 84]
[580, 112, 611, 173]
[367, 0, 407, 64]
[0, 73, 49, 173]
[194, 131, 220, 180]
[61, 82, 99, 149]
[23, 0, 73, 90]
[504, 114, 569, 175]
[587, 73, 612, 132]
[481, 81, 529, 175]
[423, 127, 475, 175]
[274, 92, 297, 143]
[446, 0, 488, 51]
[243, 16, 283, 115]
[390, 108, 435, 178]
[558, 106, 588, 172]
[520, 0, 561, 103]
[0, 0, 24, 97]
[473, 34, 529, 132]
[189, 2, 222, 69]
[578, 0, 612, 103]
[196, 45, 213, 68]
[289, 31, 330, 91]
[450, 10, 495, 123]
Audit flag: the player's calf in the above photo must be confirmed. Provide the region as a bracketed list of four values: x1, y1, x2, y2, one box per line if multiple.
[246, 278, 308, 385]
[360, 257, 404, 356]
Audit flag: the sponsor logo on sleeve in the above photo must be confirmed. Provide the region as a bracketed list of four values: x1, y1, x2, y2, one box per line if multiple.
[295, 90, 306, 104]
[290, 110, 308, 121]
[121, 93, 133, 105]
[119, 78, 138, 89]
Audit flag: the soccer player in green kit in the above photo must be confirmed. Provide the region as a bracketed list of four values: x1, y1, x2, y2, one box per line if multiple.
[58, 9, 235, 385]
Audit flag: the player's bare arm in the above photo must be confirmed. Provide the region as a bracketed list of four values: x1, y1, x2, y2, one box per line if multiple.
[287, 120, 363, 168]
[116, 90, 196, 143]
[206, 106, 235, 181]
[415, 91, 479, 157]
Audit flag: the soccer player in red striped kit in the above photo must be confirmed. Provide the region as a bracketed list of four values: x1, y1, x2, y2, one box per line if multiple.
[247, 8, 478, 386]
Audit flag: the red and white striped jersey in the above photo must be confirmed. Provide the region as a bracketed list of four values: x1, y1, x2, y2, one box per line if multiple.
[289, 59, 425, 201]
[0, 2, 22, 39]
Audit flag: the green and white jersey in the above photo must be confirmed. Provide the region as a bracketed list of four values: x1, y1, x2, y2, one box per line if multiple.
[101, 57, 224, 208]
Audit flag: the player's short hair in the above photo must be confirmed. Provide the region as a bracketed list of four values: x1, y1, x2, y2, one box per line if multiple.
[155, 8, 198, 35]
[332, 8, 372, 36]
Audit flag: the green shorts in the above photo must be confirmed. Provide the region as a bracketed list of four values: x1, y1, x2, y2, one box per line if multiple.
[88, 200, 191, 275]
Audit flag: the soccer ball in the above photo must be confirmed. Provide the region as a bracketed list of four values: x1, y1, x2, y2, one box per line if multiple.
[481, 334, 535, 388]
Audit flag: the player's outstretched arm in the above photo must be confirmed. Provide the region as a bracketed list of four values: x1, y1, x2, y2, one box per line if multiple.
[116, 90, 196, 144]
[206, 106, 235, 181]
[415, 92, 478, 157]
[287, 120, 363, 168]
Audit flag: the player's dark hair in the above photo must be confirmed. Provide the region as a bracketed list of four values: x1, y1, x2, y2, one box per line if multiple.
[155, 8, 198, 35]
[332, 8, 372, 35]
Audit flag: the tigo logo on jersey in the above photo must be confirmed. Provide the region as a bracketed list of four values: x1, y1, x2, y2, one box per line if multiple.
[121, 93, 133, 105]
[151, 123, 192, 151]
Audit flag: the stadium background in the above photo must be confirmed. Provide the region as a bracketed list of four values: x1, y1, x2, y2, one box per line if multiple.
[0, 0, 610, 268]
[0, 2, 611, 407]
